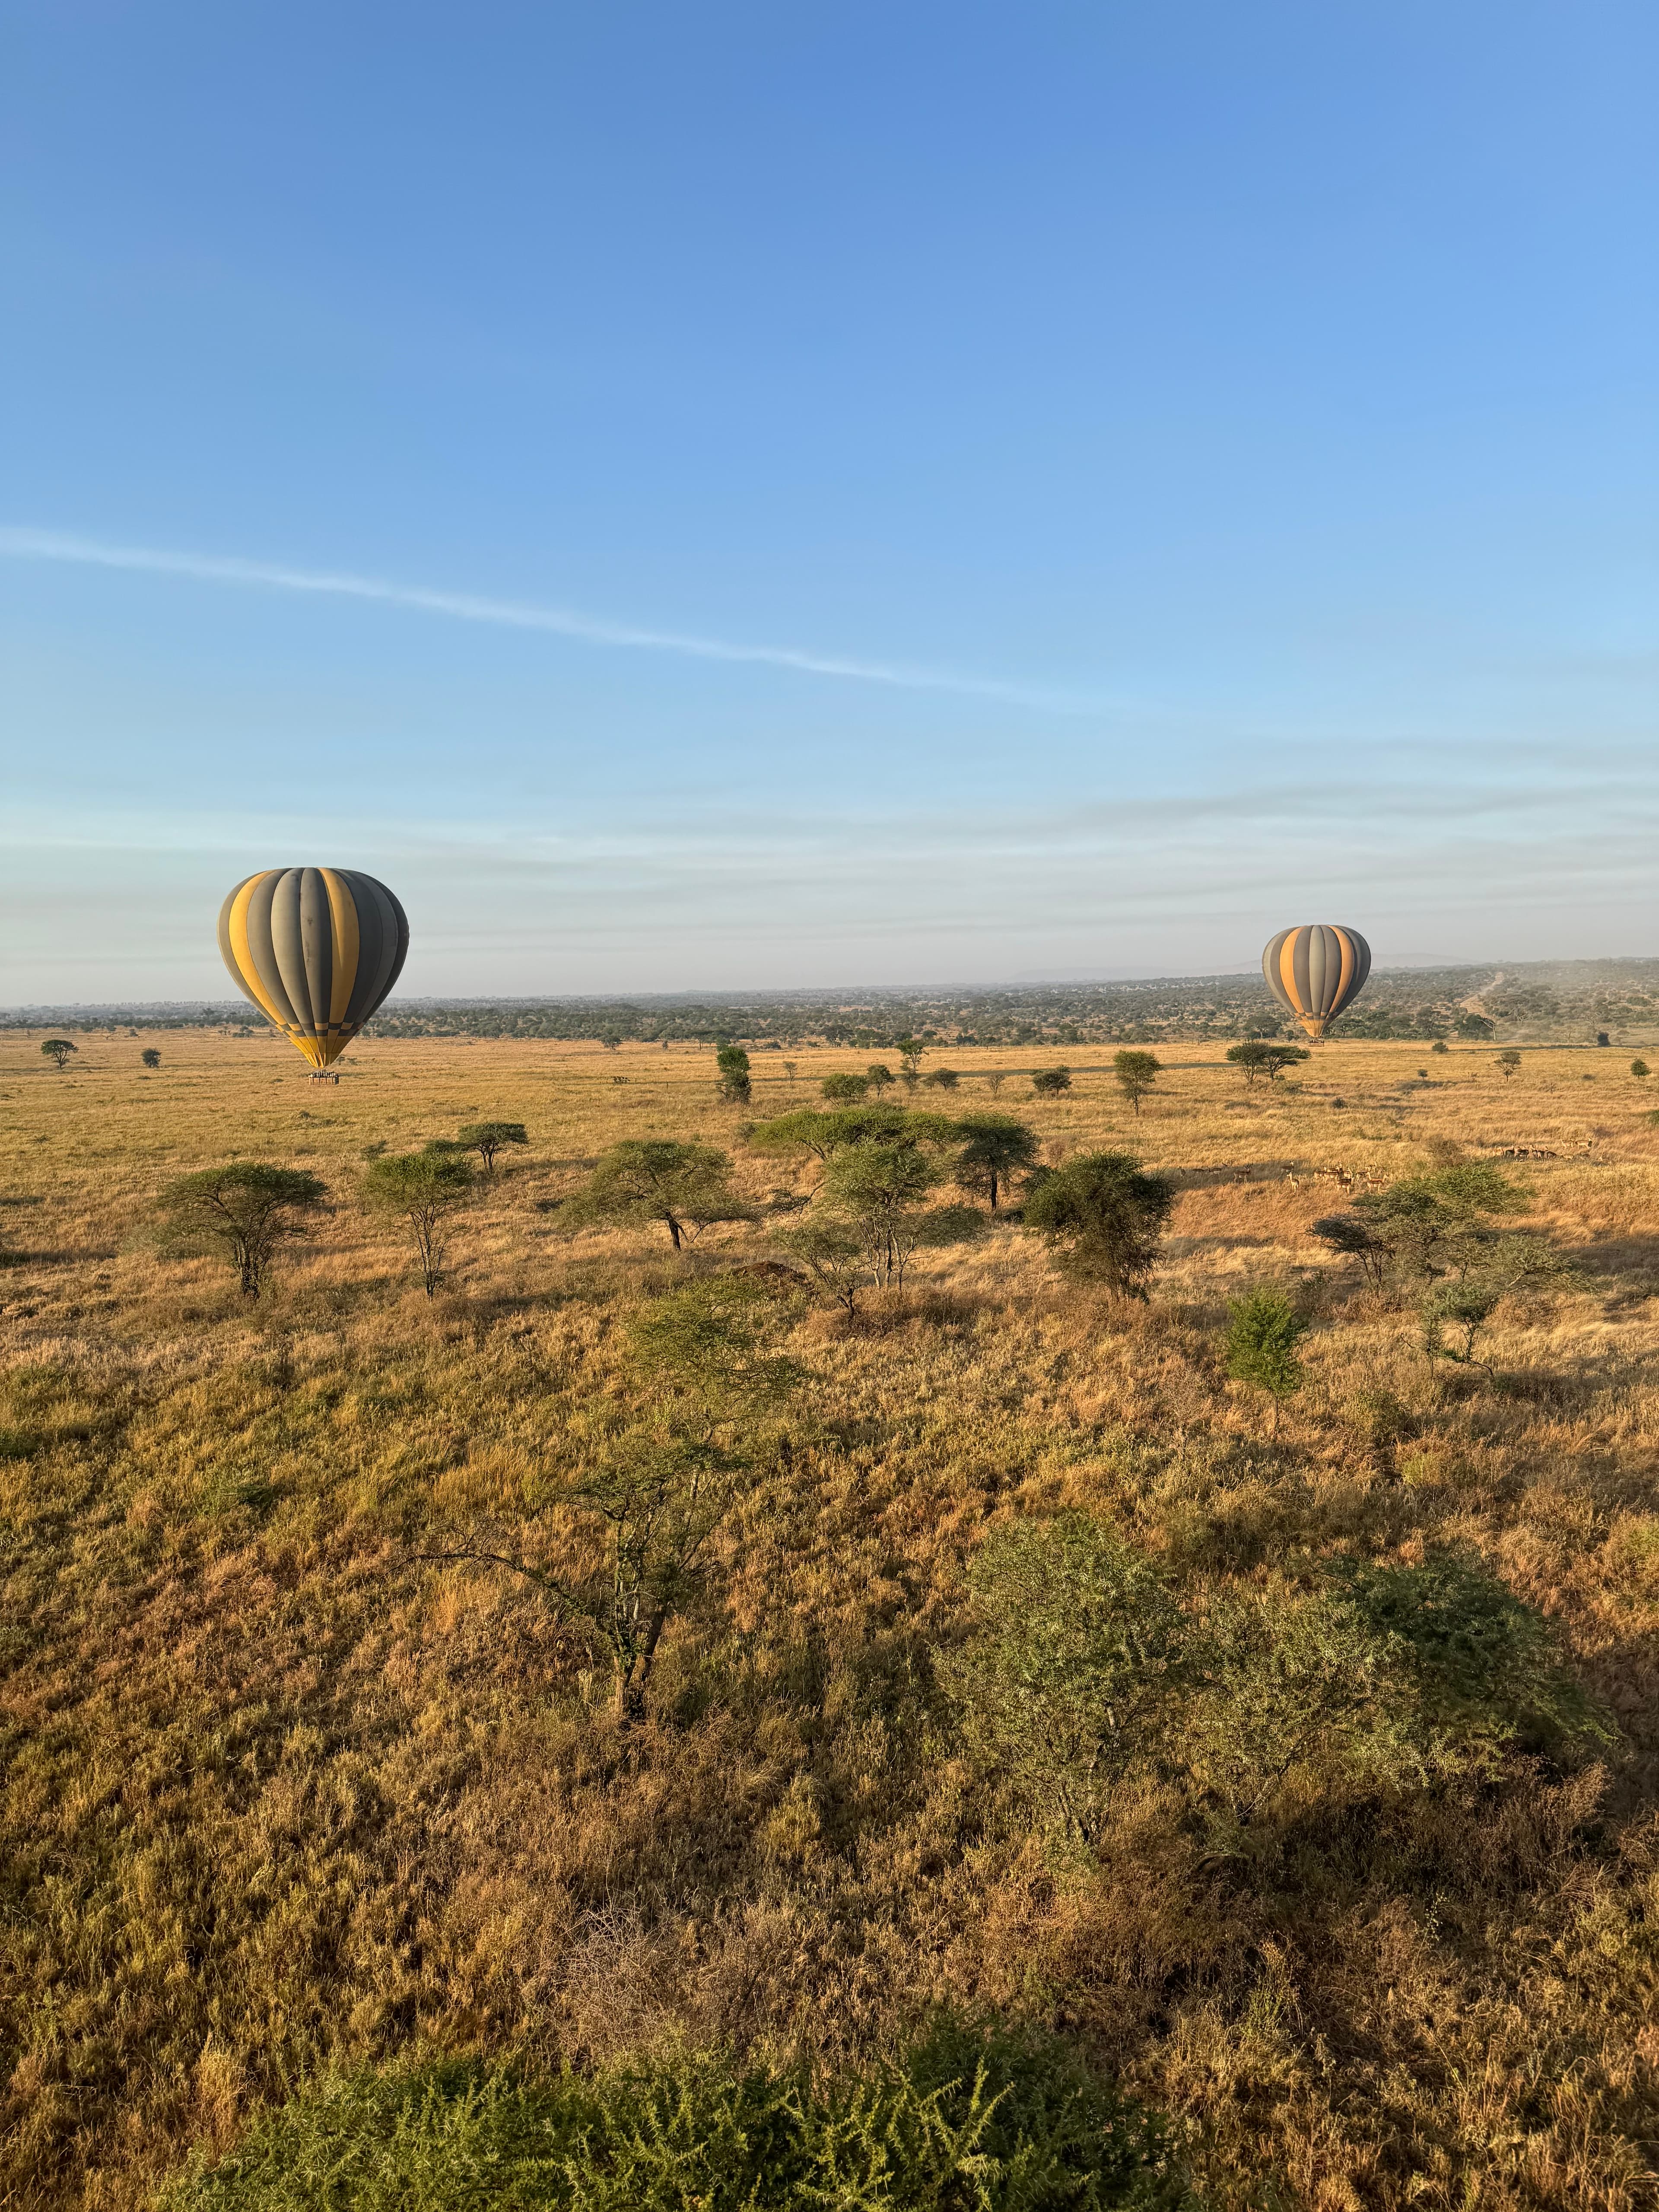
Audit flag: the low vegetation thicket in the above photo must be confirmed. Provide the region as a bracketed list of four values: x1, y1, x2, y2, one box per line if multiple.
[0, 1033, 1656, 2210]
[165, 2020, 1187, 2211]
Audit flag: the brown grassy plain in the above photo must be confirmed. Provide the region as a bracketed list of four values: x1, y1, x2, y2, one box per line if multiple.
[3, 1029, 1659, 2207]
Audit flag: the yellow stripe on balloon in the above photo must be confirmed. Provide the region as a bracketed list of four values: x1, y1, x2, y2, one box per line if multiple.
[1280, 933, 1303, 1015]
[229, 874, 287, 1028]
[320, 868, 360, 1025]
[1333, 927, 1355, 1010]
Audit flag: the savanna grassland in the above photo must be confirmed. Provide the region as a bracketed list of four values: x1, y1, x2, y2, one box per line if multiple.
[3, 1029, 1659, 2208]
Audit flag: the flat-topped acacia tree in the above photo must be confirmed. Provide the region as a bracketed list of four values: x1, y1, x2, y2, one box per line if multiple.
[564, 1140, 753, 1252]
[454, 1121, 529, 1175]
[953, 1113, 1039, 1213]
[156, 1163, 327, 1298]
[749, 1104, 956, 1169]
[820, 1072, 869, 1103]
[1226, 1041, 1290, 1084]
[363, 1150, 476, 1296]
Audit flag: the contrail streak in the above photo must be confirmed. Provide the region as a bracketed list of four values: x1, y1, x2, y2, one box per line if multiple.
[0, 525, 1086, 710]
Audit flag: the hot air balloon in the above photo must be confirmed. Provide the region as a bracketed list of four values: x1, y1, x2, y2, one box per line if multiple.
[218, 868, 409, 1072]
[1262, 924, 1371, 1040]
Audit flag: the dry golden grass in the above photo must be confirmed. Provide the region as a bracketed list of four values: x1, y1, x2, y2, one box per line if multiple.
[3, 1028, 1659, 2207]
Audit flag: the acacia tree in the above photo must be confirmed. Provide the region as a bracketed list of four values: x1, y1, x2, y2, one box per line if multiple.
[1354, 1162, 1529, 1286]
[1226, 1042, 1309, 1085]
[774, 1216, 868, 1318]
[1497, 1050, 1521, 1080]
[455, 1121, 529, 1175]
[1421, 1235, 1576, 1364]
[896, 1037, 926, 1087]
[953, 1113, 1039, 1213]
[1032, 1066, 1071, 1096]
[1310, 1212, 1389, 1291]
[41, 1039, 76, 1072]
[820, 1138, 940, 1288]
[865, 1063, 896, 1098]
[140, 1049, 161, 1069]
[1112, 1049, 1162, 1117]
[750, 1104, 955, 1170]
[362, 1150, 476, 1294]
[565, 1139, 753, 1251]
[156, 1162, 327, 1297]
[1023, 1151, 1174, 1295]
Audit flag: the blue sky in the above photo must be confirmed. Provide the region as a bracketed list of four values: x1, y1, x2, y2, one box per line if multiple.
[3, 1, 1655, 1001]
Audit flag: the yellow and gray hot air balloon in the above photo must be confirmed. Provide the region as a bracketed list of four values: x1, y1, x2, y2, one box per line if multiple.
[1262, 924, 1371, 1040]
[218, 868, 409, 1071]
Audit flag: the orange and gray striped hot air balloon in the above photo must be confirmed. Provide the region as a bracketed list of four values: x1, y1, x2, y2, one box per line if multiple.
[1262, 924, 1371, 1040]
[218, 868, 409, 1071]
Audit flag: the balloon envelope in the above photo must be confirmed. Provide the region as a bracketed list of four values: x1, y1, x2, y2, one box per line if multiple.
[1262, 924, 1371, 1039]
[218, 868, 409, 1069]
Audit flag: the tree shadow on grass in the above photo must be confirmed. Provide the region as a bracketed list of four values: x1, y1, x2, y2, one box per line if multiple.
[1565, 1233, 1659, 1302]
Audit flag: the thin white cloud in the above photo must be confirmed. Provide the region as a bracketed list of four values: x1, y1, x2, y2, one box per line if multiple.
[0, 524, 1089, 711]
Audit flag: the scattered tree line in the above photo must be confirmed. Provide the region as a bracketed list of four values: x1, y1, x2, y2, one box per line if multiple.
[154, 1119, 534, 1300]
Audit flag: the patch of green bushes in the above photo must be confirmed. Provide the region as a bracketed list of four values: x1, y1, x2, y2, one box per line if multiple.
[162, 2021, 1190, 2210]
[947, 1515, 1614, 1846]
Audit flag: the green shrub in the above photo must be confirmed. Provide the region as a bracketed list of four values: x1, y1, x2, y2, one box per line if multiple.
[162, 2023, 1191, 2210]
[1185, 1555, 1615, 1828]
[948, 1515, 1187, 1840]
[1330, 1553, 1615, 1759]
[715, 1045, 752, 1103]
[821, 1071, 872, 1103]
[1221, 1288, 1306, 1423]
[1023, 1153, 1173, 1295]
